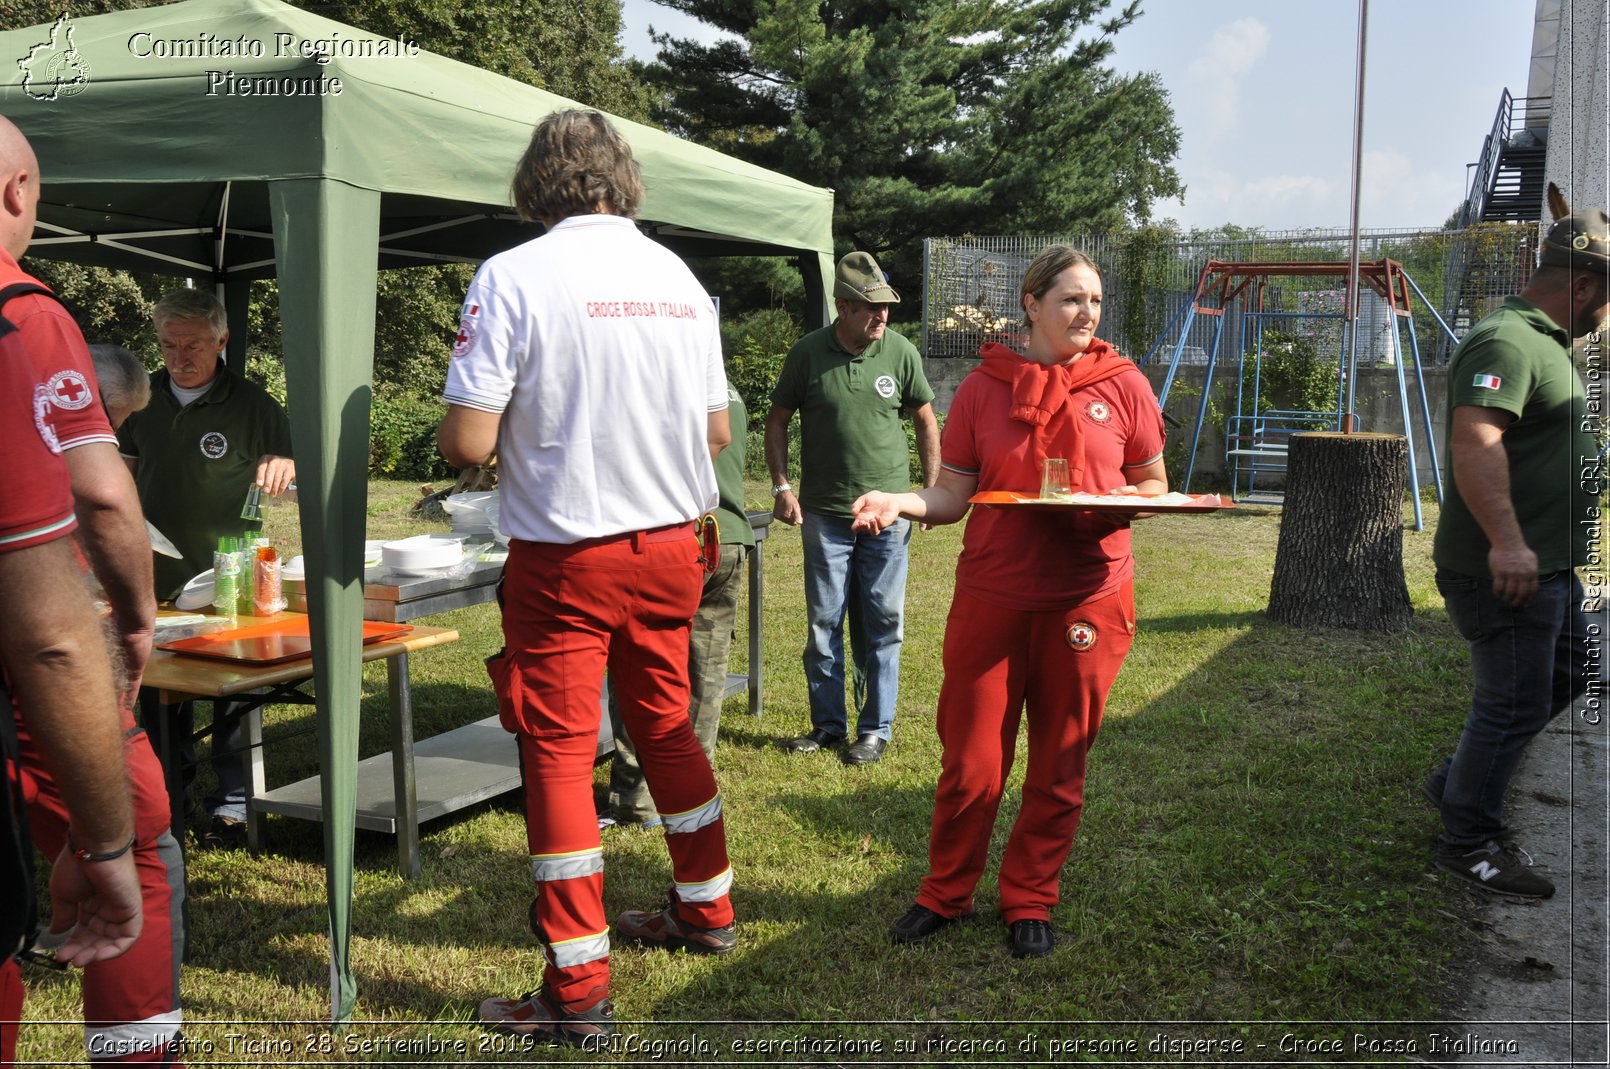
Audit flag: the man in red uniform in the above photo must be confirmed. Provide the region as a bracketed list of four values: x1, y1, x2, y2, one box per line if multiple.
[438, 109, 736, 1047]
[0, 304, 143, 1067]
[0, 115, 185, 1065]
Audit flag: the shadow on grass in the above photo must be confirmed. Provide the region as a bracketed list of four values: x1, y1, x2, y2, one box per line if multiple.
[1139, 609, 1265, 633]
[176, 607, 1477, 1043]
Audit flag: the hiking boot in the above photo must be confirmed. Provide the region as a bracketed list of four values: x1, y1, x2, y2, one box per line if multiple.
[1436, 841, 1555, 899]
[890, 903, 975, 945]
[1008, 918, 1055, 958]
[614, 896, 736, 955]
[477, 984, 613, 1047]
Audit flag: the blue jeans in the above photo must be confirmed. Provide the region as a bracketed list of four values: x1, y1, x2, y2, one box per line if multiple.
[800, 511, 911, 741]
[1430, 568, 1592, 851]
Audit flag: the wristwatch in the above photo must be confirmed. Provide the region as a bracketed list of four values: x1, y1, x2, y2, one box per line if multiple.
[772, 482, 792, 497]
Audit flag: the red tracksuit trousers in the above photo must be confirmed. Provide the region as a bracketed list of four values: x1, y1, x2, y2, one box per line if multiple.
[9, 711, 185, 1066]
[492, 528, 734, 1006]
[917, 581, 1134, 924]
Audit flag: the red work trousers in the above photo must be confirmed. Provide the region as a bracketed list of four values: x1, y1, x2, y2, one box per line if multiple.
[492, 527, 734, 1006]
[1, 957, 21, 1067]
[14, 713, 185, 1066]
[917, 580, 1134, 924]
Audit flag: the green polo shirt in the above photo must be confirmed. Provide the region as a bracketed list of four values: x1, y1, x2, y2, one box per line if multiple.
[713, 387, 755, 547]
[1432, 295, 1597, 577]
[118, 362, 293, 599]
[770, 323, 934, 517]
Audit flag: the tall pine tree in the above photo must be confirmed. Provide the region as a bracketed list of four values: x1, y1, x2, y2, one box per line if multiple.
[640, 0, 1184, 289]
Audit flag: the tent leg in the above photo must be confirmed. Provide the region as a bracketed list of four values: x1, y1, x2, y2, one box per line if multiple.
[223, 282, 251, 372]
[269, 178, 381, 1026]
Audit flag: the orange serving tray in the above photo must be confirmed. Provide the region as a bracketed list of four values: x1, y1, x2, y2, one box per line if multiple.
[968, 491, 1235, 513]
[158, 617, 413, 666]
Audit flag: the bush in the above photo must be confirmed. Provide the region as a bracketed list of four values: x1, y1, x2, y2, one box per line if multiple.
[723, 308, 800, 433]
[1256, 329, 1340, 415]
[370, 386, 453, 479]
[244, 349, 288, 406]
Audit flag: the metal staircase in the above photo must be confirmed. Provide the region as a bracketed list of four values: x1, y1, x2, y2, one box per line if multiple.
[1439, 90, 1551, 360]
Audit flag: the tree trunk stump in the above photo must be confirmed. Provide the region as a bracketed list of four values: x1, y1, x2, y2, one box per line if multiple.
[1267, 432, 1413, 632]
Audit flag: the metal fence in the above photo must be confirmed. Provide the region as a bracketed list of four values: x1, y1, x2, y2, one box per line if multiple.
[921, 223, 1541, 366]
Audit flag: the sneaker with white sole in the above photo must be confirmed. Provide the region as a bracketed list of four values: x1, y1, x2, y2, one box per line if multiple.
[614, 896, 736, 955]
[1435, 840, 1555, 899]
[477, 984, 613, 1047]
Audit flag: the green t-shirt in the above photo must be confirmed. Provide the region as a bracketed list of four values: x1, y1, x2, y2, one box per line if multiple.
[770, 323, 934, 517]
[1432, 295, 1597, 577]
[118, 362, 294, 599]
[713, 387, 755, 548]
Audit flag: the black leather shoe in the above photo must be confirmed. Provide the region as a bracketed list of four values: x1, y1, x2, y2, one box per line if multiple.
[1009, 918, 1055, 958]
[843, 734, 887, 765]
[785, 727, 845, 754]
[890, 903, 975, 945]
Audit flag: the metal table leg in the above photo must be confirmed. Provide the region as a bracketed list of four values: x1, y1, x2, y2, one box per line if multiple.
[388, 650, 420, 879]
[747, 536, 763, 717]
[243, 699, 266, 851]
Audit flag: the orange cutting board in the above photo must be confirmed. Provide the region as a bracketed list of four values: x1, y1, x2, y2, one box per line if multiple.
[158, 617, 412, 665]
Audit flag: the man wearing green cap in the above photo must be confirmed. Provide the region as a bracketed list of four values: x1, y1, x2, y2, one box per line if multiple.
[1425, 209, 1609, 899]
[765, 251, 940, 765]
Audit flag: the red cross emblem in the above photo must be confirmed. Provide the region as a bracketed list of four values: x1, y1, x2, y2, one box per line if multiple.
[1085, 400, 1111, 424]
[1066, 622, 1098, 651]
[452, 304, 479, 358]
[46, 370, 93, 411]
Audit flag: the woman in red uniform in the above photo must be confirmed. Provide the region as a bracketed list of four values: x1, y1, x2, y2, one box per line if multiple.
[851, 245, 1166, 957]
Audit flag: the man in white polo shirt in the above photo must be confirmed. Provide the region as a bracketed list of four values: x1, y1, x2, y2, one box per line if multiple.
[437, 109, 736, 1048]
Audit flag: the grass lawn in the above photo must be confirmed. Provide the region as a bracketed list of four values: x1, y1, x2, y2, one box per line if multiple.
[17, 480, 1482, 1063]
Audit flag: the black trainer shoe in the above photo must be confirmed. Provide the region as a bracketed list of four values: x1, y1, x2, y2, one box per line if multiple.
[785, 727, 846, 754]
[1009, 918, 1055, 958]
[614, 897, 737, 955]
[478, 984, 613, 1047]
[1436, 841, 1555, 899]
[890, 903, 975, 945]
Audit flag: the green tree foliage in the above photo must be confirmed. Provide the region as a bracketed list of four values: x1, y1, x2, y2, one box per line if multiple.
[640, 0, 1184, 287]
[293, 0, 652, 119]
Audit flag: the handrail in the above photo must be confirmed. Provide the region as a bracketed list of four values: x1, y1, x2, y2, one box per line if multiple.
[1460, 91, 1553, 228]
[1460, 89, 1512, 228]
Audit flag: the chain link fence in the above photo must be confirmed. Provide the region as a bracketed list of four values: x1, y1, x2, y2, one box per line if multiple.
[921, 223, 1541, 367]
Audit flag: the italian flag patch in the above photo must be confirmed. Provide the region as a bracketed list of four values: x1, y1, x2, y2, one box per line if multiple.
[1472, 373, 1502, 390]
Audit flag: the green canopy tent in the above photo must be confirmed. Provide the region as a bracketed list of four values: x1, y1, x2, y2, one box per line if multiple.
[1, 0, 834, 1023]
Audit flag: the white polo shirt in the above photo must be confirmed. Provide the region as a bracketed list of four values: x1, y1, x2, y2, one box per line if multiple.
[443, 214, 726, 543]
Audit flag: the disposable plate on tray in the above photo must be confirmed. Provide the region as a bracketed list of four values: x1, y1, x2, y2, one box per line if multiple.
[968, 490, 1235, 513]
[158, 618, 413, 666]
[381, 534, 464, 575]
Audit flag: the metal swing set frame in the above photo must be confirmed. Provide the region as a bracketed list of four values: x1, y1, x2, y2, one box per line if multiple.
[1146, 258, 1453, 531]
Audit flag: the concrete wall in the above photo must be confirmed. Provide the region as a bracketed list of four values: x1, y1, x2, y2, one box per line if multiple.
[1542, 0, 1609, 214]
[921, 356, 1449, 486]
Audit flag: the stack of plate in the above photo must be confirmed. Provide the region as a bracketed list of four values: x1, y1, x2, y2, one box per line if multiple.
[175, 569, 215, 611]
[381, 534, 464, 575]
[441, 491, 506, 544]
